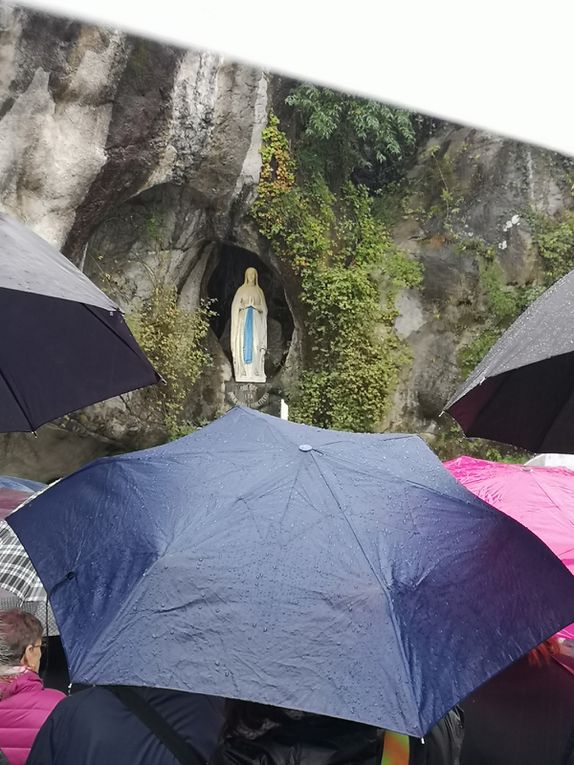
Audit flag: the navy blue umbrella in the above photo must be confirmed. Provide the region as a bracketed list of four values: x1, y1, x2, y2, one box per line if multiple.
[8, 408, 574, 736]
[0, 212, 160, 431]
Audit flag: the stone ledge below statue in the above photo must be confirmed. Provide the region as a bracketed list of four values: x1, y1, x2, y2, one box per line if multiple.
[225, 382, 280, 415]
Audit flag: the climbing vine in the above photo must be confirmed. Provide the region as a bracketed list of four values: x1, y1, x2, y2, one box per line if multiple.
[252, 112, 421, 431]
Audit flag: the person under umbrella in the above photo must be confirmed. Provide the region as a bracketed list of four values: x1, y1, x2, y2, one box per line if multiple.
[209, 701, 464, 765]
[26, 685, 224, 765]
[0, 479, 65, 692]
[0, 609, 64, 765]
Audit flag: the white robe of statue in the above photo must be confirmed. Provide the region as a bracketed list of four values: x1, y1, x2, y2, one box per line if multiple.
[230, 267, 268, 383]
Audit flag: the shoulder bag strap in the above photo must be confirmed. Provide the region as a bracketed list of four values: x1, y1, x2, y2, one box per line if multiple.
[108, 685, 205, 765]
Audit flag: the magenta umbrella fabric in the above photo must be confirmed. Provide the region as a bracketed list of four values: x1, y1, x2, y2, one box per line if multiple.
[445, 456, 574, 639]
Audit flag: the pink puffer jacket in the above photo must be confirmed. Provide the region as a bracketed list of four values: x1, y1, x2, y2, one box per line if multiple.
[0, 670, 65, 765]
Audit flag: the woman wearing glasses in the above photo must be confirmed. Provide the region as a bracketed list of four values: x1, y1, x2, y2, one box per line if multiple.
[0, 610, 64, 765]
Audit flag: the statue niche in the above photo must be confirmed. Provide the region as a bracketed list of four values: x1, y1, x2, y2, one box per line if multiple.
[230, 267, 268, 383]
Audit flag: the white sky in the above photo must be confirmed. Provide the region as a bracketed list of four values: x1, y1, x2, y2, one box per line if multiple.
[16, 0, 574, 159]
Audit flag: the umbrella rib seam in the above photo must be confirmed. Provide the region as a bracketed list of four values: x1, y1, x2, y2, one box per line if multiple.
[310, 453, 423, 732]
[0, 364, 34, 431]
[83, 304, 160, 378]
[322, 450, 489, 513]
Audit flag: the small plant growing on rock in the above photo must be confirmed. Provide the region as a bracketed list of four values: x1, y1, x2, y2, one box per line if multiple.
[127, 267, 214, 440]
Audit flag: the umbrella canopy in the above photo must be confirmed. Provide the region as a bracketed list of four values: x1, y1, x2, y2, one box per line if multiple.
[445, 269, 574, 453]
[0, 521, 46, 603]
[0, 476, 45, 493]
[0, 477, 58, 633]
[0, 476, 45, 518]
[0, 212, 160, 432]
[444, 456, 574, 640]
[8, 407, 574, 736]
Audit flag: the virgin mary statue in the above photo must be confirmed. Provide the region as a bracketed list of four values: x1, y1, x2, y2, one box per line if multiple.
[230, 267, 268, 383]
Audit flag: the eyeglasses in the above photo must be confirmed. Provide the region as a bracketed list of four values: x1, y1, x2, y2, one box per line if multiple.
[18, 640, 46, 661]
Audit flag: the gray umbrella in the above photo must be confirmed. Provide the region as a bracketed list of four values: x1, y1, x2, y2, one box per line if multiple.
[0, 212, 161, 432]
[445, 268, 574, 453]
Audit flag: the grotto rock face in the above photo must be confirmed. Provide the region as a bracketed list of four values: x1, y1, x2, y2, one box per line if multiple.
[1, 4, 574, 478]
[0, 3, 302, 479]
[386, 123, 574, 441]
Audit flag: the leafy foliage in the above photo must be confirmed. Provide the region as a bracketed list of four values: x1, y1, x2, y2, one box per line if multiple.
[529, 209, 574, 284]
[457, 257, 544, 377]
[127, 272, 213, 439]
[431, 421, 529, 463]
[252, 113, 421, 431]
[286, 85, 417, 184]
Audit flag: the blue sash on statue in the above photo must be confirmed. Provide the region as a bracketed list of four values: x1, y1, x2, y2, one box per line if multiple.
[243, 306, 254, 364]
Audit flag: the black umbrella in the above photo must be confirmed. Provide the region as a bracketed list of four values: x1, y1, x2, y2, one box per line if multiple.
[445, 268, 574, 453]
[0, 212, 160, 431]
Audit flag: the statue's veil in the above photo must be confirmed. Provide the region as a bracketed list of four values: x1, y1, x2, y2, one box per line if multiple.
[243, 267, 259, 287]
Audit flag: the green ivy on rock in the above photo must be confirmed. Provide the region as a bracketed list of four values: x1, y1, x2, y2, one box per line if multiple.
[252, 112, 421, 432]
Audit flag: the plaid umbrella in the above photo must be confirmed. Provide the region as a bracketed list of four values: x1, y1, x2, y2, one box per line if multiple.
[0, 521, 45, 602]
[0, 481, 58, 634]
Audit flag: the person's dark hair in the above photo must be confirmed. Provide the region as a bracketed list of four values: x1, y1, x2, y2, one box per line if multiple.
[220, 701, 294, 740]
[0, 609, 43, 664]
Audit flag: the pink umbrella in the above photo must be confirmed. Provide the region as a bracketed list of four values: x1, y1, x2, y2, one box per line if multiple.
[445, 456, 574, 639]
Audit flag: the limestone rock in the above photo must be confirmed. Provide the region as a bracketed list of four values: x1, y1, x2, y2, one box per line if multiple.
[387, 123, 574, 437]
[0, 4, 297, 478]
[2, 5, 574, 478]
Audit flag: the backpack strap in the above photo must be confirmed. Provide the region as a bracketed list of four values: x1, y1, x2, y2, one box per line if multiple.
[381, 730, 410, 765]
[107, 686, 205, 765]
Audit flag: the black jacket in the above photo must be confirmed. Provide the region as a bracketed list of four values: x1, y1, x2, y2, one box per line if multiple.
[461, 653, 574, 765]
[210, 708, 463, 765]
[210, 712, 379, 765]
[27, 686, 224, 765]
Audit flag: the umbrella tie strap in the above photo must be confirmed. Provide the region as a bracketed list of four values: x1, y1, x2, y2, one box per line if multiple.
[381, 730, 410, 765]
